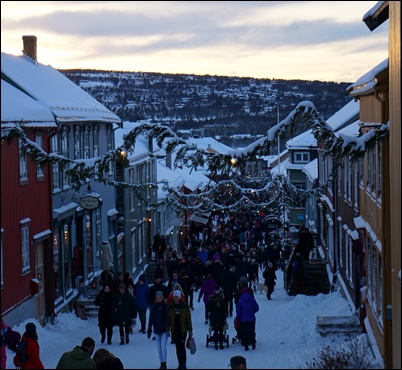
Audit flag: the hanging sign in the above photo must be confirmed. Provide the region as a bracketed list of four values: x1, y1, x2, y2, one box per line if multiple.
[80, 195, 100, 210]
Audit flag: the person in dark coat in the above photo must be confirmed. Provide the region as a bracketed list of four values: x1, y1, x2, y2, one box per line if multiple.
[290, 253, 306, 294]
[298, 225, 315, 261]
[220, 264, 236, 317]
[247, 259, 259, 292]
[149, 274, 169, 307]
[14, 322, 44, 369]
[208, 287, 227, 350]
[236, 288, 259, 351]
[135, 274, 150, 333]
[262, 260, 277, 300]
[2, 320, 22, 352]
[56, 336, 96, 369]
[94, 284, 115, 344]
[147, 291, 168, 369]
[93, 348, 124, 369]
[113, 283, 137, 345]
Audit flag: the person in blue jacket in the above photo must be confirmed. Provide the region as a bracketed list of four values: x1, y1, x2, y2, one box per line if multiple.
[236, 287, 259, 351]
[147, 291, 168, 369]
[135, 274, 150, 333]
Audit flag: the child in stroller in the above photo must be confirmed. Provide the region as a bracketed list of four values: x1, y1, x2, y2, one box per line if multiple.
[206, 287, 229, 349]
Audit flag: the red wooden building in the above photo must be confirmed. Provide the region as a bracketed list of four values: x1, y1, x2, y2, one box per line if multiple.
[1, 79, 57, 325]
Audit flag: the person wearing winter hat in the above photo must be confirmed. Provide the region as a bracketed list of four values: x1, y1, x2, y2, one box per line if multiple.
[147, 291, 168, 369]
[166, 287, 193, 369]
[14, 322, 44, 369]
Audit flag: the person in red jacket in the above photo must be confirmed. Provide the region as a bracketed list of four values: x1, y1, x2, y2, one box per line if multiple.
[14, 322, 44, 369]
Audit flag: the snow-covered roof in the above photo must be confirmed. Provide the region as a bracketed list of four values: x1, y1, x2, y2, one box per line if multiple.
[114, 121, 160, 159]
[186, 137, 233, 154]
[1, 80, 56, 127]
[346, 58, 388, 97]
[286, 129, 317, 150]
[302, 158, 318, 182]
[1, 52, 121, 124]
[326, 99, 360, 131]
[336, 120, 360, 137]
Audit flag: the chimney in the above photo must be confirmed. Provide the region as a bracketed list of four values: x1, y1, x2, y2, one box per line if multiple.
[22, 35, 37, 62]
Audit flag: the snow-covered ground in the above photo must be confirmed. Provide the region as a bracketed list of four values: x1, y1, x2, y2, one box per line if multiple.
[5, 270, 373, 369]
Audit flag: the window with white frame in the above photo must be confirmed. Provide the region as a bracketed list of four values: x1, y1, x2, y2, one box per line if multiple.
[19, 138, 28, 182]
[21, 219, 31, 272]
[294, 151, 310, 163]
[35, 133, 44, 180]
[93, 126, 99, 157]
[353, 162, 359, 208]
[129, 169, 135, 212]
[131, 229, 136, 268]
[359, 157, 364, 186]
[146, 162, 151, 199]
[74, 126, 81, 159]
[61, 128, 69, 188]
[51, 135, 60, 191]
[83, 127, 90, 160]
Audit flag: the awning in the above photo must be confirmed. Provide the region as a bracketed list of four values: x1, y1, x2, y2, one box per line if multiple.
[188, 214, 209, 225]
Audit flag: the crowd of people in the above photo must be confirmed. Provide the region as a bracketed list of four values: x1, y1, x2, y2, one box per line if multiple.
[1, 210, 315, 369]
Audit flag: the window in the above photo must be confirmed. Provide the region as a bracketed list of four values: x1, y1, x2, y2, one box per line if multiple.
[129, 169, 135, 211]
[359, 157, 364, 186]
[61, 128, 69, 188]
[19, 138, 28, 183]
[35, 133, 44, 180]
[53, 232, 61, 299]
[63, 224, 72, 293]
[378, 142, 382, 199]
[294, 151, 310, 163]
[345, 235, 353, 284]
[51, 135, 60, 191]
[93, 126, 99, 158]
[74, 126, 81, 159]
[21, 219, 31, 272]
[371, 147, 376, 195]
[366, 150, 371, 190]
[83, 127, 90, 160]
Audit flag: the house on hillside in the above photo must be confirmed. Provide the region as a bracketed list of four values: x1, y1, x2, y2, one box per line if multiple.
[1, 35, 122, 323]
[1, 80, 57, 326]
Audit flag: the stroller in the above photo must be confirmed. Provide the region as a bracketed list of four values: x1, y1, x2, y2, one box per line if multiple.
[206, 318, 230, 348]
[231, 316, 241, 344]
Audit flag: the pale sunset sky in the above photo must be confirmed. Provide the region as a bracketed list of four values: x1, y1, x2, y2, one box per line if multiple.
[1, 1, 388, 83]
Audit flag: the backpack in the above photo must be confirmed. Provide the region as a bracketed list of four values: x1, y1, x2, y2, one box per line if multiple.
[13, 339, 28, 368]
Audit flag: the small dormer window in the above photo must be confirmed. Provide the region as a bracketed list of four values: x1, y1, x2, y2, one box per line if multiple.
[294, 151, 310, 163]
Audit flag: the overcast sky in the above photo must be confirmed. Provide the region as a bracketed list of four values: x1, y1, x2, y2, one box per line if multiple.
[1, 1, 388, 83]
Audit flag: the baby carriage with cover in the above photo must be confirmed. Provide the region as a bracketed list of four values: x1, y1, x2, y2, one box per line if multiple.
[206, 318, 229, 348]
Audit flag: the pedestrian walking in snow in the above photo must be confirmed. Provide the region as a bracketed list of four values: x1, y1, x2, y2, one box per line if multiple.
[94, 284, 115, 344]
[147, 291, 168, 369]
[262, 260, 277, 300]
[236, 287, 259, 351]
[166, 290, 193, 370]
[113, 283, 137, 345]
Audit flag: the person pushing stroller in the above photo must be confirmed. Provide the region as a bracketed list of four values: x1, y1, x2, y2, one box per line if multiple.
[208, 286, 227, 350]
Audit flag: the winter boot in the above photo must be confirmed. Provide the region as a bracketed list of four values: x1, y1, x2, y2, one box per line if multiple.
[101, 334, 105, 343]
[220, 343, 224, 349]
[159, 362, 167, 369]
[126, 334, 130, 344]
[120, 336, 124, 345]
